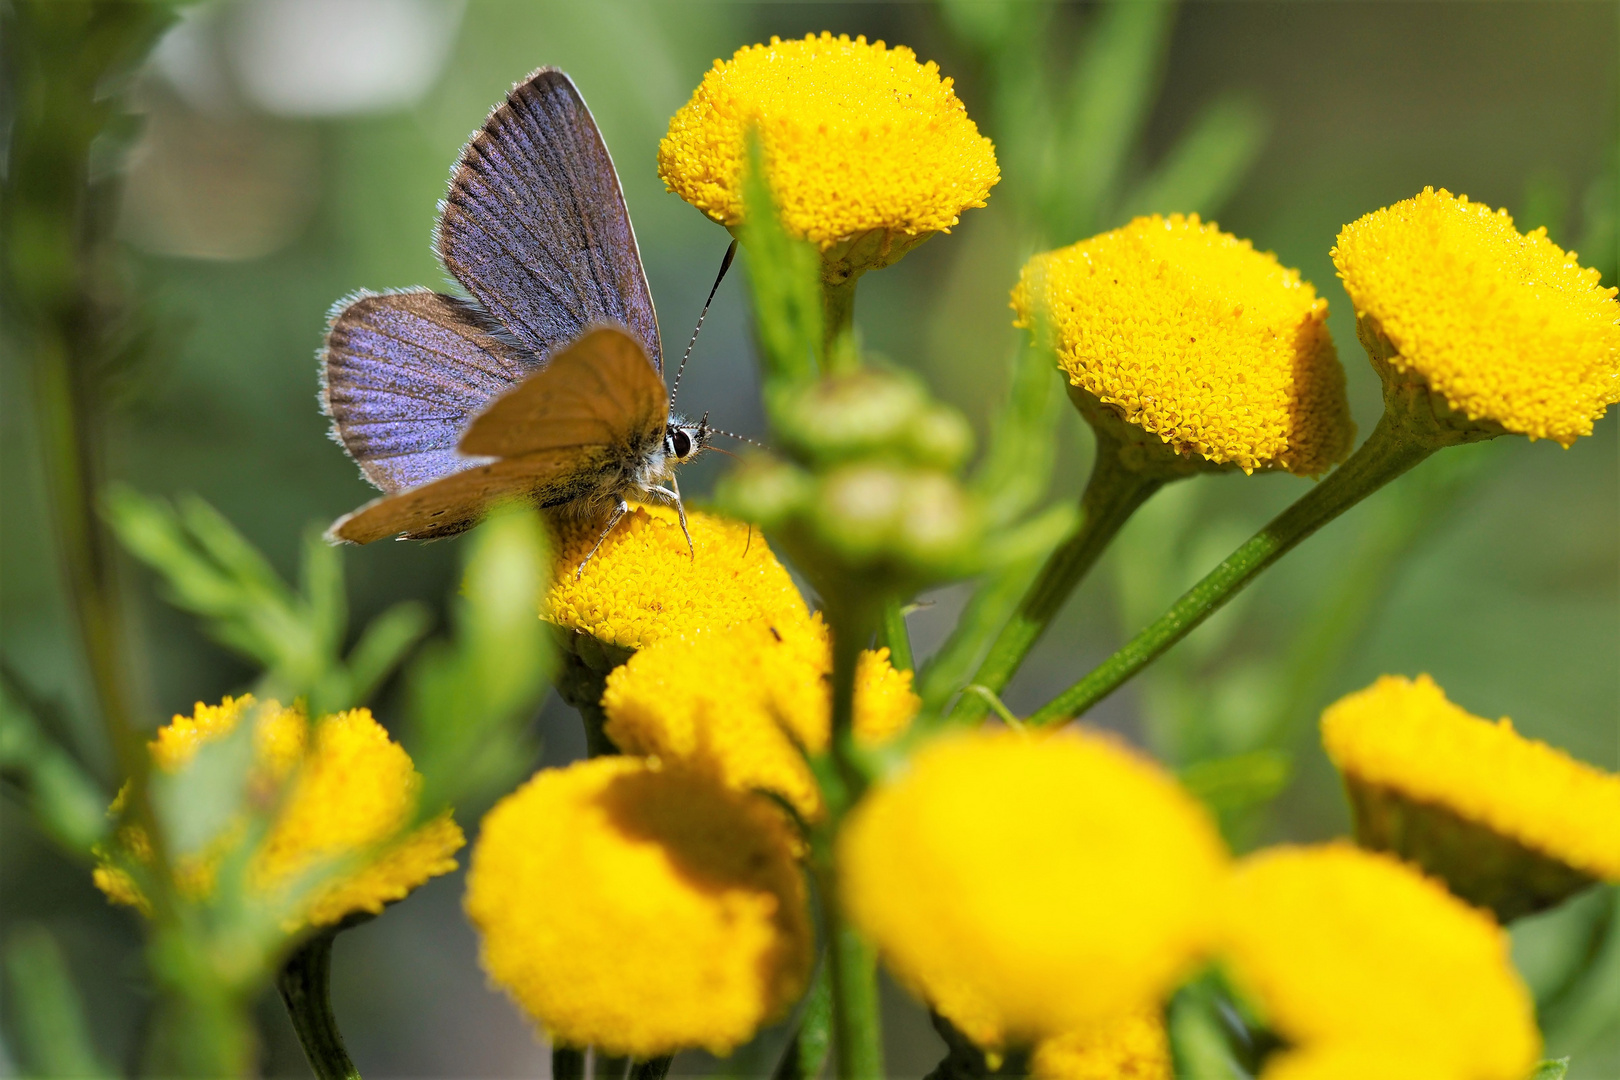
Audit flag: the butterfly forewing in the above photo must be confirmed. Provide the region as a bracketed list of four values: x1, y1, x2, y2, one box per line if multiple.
[438, 68, 662, 370]
[322, 290, 535, 493]
[458, 325, 666, 459]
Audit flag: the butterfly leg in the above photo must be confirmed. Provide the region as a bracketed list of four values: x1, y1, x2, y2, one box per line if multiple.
[651, 476, 696, 561]
[575, 499, 630, 579]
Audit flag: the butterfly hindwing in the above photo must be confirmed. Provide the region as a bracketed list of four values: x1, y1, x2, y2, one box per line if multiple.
[322, 289, 535, 494]
[438, 68, 662, 371]
[458, 324, 666, 459]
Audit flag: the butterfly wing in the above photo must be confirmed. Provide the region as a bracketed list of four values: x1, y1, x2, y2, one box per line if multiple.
[322, 289, 535, 493]
[438, 68, 662, 371]
[458, 324, 666, 459]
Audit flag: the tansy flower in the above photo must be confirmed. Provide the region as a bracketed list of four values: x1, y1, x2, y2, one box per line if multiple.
[837, 728, 1227, 1051]
[545, 503, 807, 654]
[601, 615, 918, 821]
[1218, 843, 1540, 1080]
[658, 33, 999, 280]
[464, 758, 812, 1057]
[1258, 1046, 1450, 1080]
[93, 696, 463, 929]
[1333, 187, 1620, 446]
[1322, 673, 1620, 920]
[1030, 1008, 1172, 1080]
[1012, 215, 1354, 477]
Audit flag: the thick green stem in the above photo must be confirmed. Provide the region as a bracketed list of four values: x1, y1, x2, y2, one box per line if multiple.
[951, 436, 1165, 723]
[822, 276, 859, 373]
[553, 1047, 587, 1080]
[827, 914, 883, 1080]
[775, 960, 833, 1080]
[1028, 415, 1436, 726]
[277, 930, 361, 1080]
[877, 599, 914, 674]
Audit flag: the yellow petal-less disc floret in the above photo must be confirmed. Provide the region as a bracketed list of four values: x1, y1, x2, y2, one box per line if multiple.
[1030, 1008, 1172, 1080]
[93, 696, 463, 929]
[838, 728, 1227, 1050]
[1013, 215, 1354, 477]
[658, 34, 998, 262]
[1218, 844, 1540, 1080]
[545, 503, 808, 652]
[601, 615, 917, 821]
[465, 758, 813, 1057]
[1333, 187, 1620, 446]
[1322, 673, 1620, 917]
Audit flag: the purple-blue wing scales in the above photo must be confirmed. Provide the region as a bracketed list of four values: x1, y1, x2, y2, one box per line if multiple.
[437, 67, 662, 372]
[321, 289, 537, 494]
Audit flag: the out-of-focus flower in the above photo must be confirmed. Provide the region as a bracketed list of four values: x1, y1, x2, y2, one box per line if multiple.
[93, 696, 462, 929]
[601, 615, 917, 821]
[1030, 1008, 1172, 1080]
[1333, 187, 1620, 447]
[1321, 673, 1619, 919]
[659, 33, 998, 281]
[1259, 1045, 1449, 1080]
[1012, 214, 1353, 477]
[464, 758, 812, 1057]
[1218, 843, 1540, 1080]
[838, 728, 1227, 1051]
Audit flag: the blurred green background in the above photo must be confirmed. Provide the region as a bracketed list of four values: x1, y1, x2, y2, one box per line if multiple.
[3, 2, 1616, 1076]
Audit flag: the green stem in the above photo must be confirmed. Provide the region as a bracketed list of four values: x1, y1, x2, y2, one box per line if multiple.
[827, 915, 883, 1080]
[553, 1048, 586, 1080]
[950, 435, 1165, 723]
[277, 929, 361, 1080]
[775, 960, 832, 1080]
[822, 276, 859, 373]
[1028, 415, 1436, 726]
[877, 599, 914, 674]
[824, 602, 875, 807]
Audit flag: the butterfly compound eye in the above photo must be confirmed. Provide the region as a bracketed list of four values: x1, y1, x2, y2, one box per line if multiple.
[671, 429, 693, 459]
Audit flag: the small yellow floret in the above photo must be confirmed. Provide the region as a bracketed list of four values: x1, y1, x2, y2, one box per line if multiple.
[658, 33, 999, 251]
[1031, 1008, 1172, 1080]
[546, 504, 808, 651]
[1333, 187, 1620, 446]
[465, 758, 812, 1057]
[1013, 215, 1353, 476]
[1322, 673, 1620, 881]
[838, 728, 1227, 1050]
[1219, 844, 1539, 1079]
[602, 615, 917, 821]
[94, 696, 463, 929]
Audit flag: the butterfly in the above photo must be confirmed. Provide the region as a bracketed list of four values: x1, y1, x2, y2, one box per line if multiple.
[320, 67, 723, 572]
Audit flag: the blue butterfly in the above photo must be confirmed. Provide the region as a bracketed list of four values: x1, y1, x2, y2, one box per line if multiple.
[321, 68, 717, 570]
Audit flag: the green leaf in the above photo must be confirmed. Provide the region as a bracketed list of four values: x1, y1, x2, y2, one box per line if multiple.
[1530, 1059, 1571, 1080]
[1118, 93, 1269, 223]
[739, 131, 823, 388]
[148, 706, 260, 859]
[4, 924, 113, 1078]
[343, 600, 431, 707]
[971, 339, 1065, 530]
[1177, 749, 1292, 813]
[0, 682, 109, 856]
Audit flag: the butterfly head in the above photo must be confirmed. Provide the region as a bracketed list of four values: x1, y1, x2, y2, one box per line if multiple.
[664, 411, 712, 466]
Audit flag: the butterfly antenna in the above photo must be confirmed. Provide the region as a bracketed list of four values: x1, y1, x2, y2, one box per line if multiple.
[670, 239, 739, 408]
[707, 426, 767, 449]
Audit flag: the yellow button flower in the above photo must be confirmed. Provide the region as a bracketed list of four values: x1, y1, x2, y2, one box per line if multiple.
[1322, 673, 1620, 919]
[1218, 844, 1540, 1080]
[601, 614, 917, 821]
[1030, 1008, 1172, 1080]
[465, 758, 813, 1057]
[1333, 187, 1620, 446]
[838, 728, 1227, 1051]
[93, 696, 463, 929]
[1013, 215, 1354, 477]
[659, 33, 999, 278]
[1259, 1045, 1449, 1080]
[545, 503, 807, 653]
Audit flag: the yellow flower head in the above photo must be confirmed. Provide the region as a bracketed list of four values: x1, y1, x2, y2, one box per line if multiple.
[1013, 215, 1353, 477]
[545, 504, 807, 652]
[93, 696, 463, 929]
[838, 728, 1227, 1050]
[465, 758, 813, 1057]
[602, 614, 917, 821]
[1258, 1046, 1451, 1080]
[1030, 1008, 1172, 1080]
[1322, 673, 1620, 918]
[659, 33, 999, 272]
[1333, 187, 1620, 446]
[1218, 844, 1540, 1080]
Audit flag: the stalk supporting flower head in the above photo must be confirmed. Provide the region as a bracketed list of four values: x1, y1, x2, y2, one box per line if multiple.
[94, 696, 464, 929]
[1322, 674, 1619, 920]
[659, 33, 999, 286]
[1013, 213, 1354, 478]
[1030, 1008, 1172, 1080]
[464, 758, 813, 1058]
[1218, 843, 1540, 1079]
[1334, 187, 1620, 446]
[837, 728, 1226, 1051]
[601, 615, 918, 821]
